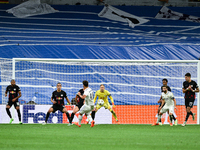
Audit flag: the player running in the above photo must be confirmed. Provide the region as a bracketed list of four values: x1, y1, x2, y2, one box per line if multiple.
[182, 73, 199, 126]
[74, 80, 95, 127]
[157, 79, 177, 125]
[152, 85, 177, 126]
[68, 88, 85, 126]
[43, 82, 72, 125]
[5, 79, 22, 124]
[91, 84, 119, 124]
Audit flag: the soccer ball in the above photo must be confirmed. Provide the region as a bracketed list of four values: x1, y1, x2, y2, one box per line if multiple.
[98, 99, 104, 106]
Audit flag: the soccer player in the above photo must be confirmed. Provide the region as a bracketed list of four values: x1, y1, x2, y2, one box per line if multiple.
[152, 85, 177, 126]
[157, 79, 177, 125]
[68, 88, 85, 125]
[74, 80, 95, 127]
[182, 73, 199, 126]
[5, 79, 22, 124]
[43, 82, 72, 125]
[91, 84, 119, 124]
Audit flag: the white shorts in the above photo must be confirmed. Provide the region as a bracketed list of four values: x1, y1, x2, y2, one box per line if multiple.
[160, 106, 174, 114]
[79, 104, 94, 115]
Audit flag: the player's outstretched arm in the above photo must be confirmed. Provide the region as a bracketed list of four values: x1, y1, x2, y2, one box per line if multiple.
[157, 96, 162, 103]
[75, 95, 78, 104]
[192, 87, 199, 93]
[109, 95, 115, 108]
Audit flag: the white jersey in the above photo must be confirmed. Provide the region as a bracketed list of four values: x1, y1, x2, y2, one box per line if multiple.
[83, 87, 94, 106]
[161, 91, 175, 107]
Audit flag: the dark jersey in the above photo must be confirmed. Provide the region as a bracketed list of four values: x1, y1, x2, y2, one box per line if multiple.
[77, 89, 84, 104]
[6, 85, 21, 102]
[51, 90, 67, 106]
[183, 80, 198, 99]
[161, 85, 171, 92]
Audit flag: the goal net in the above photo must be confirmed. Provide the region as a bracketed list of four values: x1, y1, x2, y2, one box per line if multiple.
[1, 58, 199, 124]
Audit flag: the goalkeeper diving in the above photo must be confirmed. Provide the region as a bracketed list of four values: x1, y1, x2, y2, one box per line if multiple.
[91, 84, 119, 124]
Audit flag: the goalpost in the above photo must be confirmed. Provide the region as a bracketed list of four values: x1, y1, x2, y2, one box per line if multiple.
[3, 58, 200, 124]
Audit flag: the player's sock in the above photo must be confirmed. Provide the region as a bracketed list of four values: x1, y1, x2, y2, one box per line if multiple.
[87, 115, 93, 123]
[189, 111, 193, 116]
[66, 112, 70, 123]
[110, 109, 118, 121]
[78, 115, 83, 125]
[157, 113, 162, 122]
[185, 112, 190, 122]
[45, 112, 50, 123]
[169, 115, 173, 123]
[91, 111, 96, 120]
[6, 108, 12, 118]
[70, 113, 75, 123]
[157, 115, 161, 123]
[17, 109, 21, 122]
[172, 114, 176, 121]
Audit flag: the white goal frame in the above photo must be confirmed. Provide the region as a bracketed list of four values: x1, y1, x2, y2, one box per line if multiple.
[12, 58, 200, 124]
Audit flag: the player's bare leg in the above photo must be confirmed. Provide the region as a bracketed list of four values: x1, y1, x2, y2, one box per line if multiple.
[16, 106, 22, 124]
[6, 105, 13, 124]
[43, 107, 54, 125]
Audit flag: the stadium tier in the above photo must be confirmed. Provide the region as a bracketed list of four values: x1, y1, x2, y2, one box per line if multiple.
[0, 4, 200, 124]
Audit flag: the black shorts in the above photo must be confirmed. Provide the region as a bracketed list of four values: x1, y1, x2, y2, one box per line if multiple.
[52, 105, 65, 113]
[7, 101, 20, 108]
[76, 103, 84, 110]
[185, 98, 195, 108]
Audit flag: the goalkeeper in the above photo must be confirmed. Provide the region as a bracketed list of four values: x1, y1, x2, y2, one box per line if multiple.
[91, 84, 119, 124]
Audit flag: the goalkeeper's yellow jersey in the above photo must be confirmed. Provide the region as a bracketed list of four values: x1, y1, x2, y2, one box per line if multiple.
[94, 90, 114, 104]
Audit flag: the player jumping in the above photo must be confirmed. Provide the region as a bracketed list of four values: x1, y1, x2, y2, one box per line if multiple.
[182, 73, 199, 126]
[91, 84, 119, 124]
[157, 79, 177, 125]
[74, 80, 95, 127]
[68, 88, 85, 126]
[43, 82, 72, 125]
[5, 79, 22, 124]
[152, 85, 177, 126]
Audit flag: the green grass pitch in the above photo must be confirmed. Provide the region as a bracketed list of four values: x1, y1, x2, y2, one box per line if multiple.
[0, 124, 199, 150]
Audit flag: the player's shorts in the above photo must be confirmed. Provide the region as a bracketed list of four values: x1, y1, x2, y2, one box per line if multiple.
[185, 98, 195, 108]
[76, 102, 84, 110]
[96, 102, 112, 110]
[160, 106, 174, 114]
[52, 105, 65, 113]
[7, 101, 20, 108]
[79, 104, 94, 116]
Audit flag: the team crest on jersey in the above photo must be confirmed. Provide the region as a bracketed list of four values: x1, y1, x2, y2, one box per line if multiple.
[14, 88, 16, 91]
[61, 94, 63, 97]
[10, 91, 15, 94]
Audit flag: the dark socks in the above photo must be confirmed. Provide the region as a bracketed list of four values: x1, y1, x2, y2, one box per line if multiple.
[169, 115, 173, 123]
[45, 112, 50, 123]
[185, 112, 190, 122]
[172, 114, 176, 121]
[91, 111, 96, 120]
[189, 111, 193, 116]
[66, 112, 70, 123]
[17, 109, 21, 122]
[70, 113, 75, 123]
[6, 108, 12, 118]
